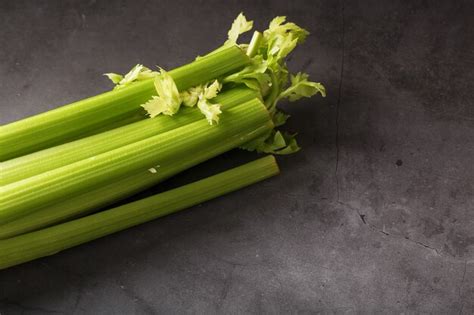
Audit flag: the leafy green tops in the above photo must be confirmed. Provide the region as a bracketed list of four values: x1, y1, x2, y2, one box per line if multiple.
[104, 13, 326, 155]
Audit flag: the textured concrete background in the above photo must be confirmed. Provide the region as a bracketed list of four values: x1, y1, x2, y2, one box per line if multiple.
[1, 0, 473, 313]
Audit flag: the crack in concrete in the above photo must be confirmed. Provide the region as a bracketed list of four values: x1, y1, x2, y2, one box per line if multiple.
[72, 284, 85, 314]
[458, 260, 467, 315]
[367, 220, 454, 258]
[216, 265, 236, 312]
[337, 201, 450, 257]
[335, 0, 345, 202]
[402, 236, 441, 255]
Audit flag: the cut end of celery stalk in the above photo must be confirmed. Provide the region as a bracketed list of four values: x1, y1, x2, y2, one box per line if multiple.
[0, 155, 279, 270]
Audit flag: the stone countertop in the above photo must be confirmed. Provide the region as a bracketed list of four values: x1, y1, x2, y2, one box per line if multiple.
[1, 1, 473, 313]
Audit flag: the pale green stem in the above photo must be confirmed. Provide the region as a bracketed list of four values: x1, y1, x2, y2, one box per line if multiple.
[246, 31, 262, 57]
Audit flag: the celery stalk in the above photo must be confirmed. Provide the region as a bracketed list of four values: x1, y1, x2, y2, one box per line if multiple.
[1, 87, 258, 185]
[0, 155, 279, 270]
[0, 99, 271, 224]
[0, 122, 273, 239]
[0, 46, 250, 161]
[246, 31, 263, 57]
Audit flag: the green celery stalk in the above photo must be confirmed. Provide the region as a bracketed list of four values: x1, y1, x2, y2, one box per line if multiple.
[1, 87, 258, 185]
[246, 31, 263, 57]
[0, 45, 250, 161]
[0, 155, 279, 270]
[0, 122, 273, 239]
[0, 99, 271, 224]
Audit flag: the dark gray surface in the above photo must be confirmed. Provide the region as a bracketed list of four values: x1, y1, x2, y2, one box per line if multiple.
[1, 0, 473, 313]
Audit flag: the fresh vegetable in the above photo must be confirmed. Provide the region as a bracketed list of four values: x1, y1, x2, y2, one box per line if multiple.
[0, 46, 250, 161]
[0, 122, 273, 239]
[0, 99, 272, 224]
[0, 13, 326, 270]
[1, 87, 258, 185]
[0, 156, 279, 270]
[109, 14, 326, 153]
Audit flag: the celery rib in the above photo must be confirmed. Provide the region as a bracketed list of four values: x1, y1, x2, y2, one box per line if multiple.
[0, 122, 273, 239]
[0, 46, 250, 161]
[1, 87, 258, 185]
[0, 99, 272, 224]
[247, 31, 263, 57]
[0, 156, 279, 270]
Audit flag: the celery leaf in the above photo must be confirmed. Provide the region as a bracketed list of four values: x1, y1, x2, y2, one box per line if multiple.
[142, 68, 182, 117]
[197, 96, 222, 125]
[268, 33, 298, 63]
[272, 110, 290, 127]
[223, 56, 271, 95]
[195, 80, 223, 124]
[260, 16, 309, 72]
[226, 13, 254, 44]
[274, 133, 300, 155]
[119, 64, 156, 88]
[180, 86, 203, 107]
[152, 68, 182, 115]
[105, 64, 158, 89]
[104, 73, 123, 84]
[173, 80, 223, 123]
[203, 80, 222, 99]
[265, 16, 309, 44]
[240, 130, 300, 155]
[141, 96, 167, 118]
[279, 72, 326, 102]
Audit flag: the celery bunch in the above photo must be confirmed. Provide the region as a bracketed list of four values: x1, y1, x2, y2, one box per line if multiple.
[107, 13, 326, 154]
[0, 13, 325, 269]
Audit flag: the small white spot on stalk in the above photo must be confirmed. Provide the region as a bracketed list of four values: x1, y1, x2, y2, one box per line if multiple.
[148, 165, 161, 174]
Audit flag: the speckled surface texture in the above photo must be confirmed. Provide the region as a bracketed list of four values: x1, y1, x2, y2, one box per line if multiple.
[1, 0, 473, 313]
